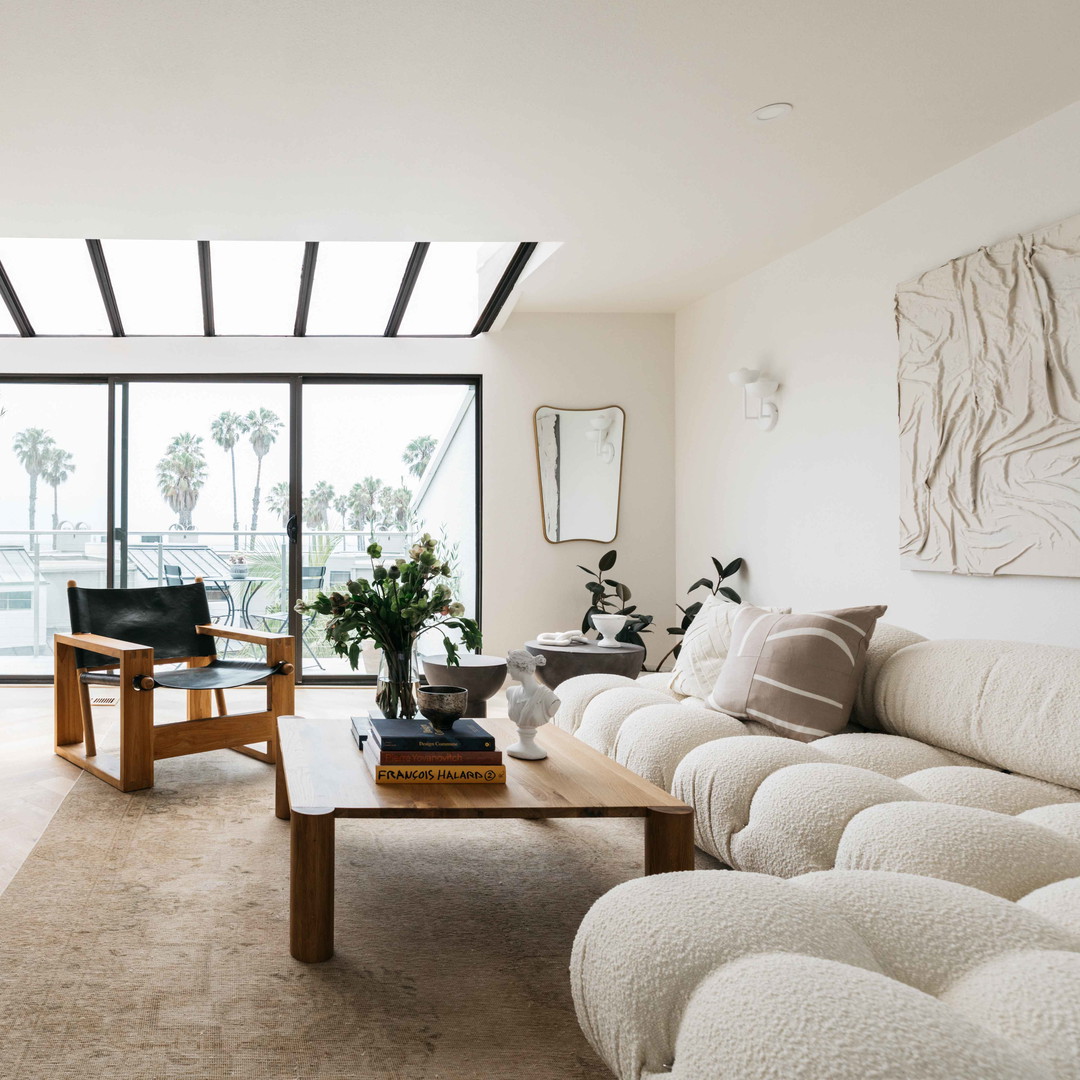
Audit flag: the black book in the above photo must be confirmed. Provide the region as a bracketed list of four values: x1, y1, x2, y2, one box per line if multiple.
[366, 712, 496, 752]
[350, 716, 370, 750]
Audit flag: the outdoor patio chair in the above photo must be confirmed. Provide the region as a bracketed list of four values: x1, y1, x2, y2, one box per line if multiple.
[260, 565, 326, 671]
[164, 562, 233, 623]
[54, 579, 294, 792]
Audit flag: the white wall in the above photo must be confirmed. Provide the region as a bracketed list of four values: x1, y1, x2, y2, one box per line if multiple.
[412, 393, 480, 622]
[675, 100, 1080, 647]
[0, 312, 674, 659]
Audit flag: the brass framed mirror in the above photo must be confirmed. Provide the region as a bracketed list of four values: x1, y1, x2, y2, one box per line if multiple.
[534, 405, 625, 543]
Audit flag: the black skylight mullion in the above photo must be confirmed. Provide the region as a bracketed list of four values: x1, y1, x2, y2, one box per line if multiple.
[198, 240, 215, 336]
[384, 242, 430, 336]
[293, 242, 319, 337]
[85, 239, 125, 336]
[0, 258, 34, 337]
[471, 242, 538, 336]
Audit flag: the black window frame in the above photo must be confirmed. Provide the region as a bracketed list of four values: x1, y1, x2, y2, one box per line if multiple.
[0, 241, 538, 339]
[0, 372, 482, 686]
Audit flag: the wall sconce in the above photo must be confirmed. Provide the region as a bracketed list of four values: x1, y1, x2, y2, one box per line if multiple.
[729, 367, 780, 431]
[584, 411, 616, 463]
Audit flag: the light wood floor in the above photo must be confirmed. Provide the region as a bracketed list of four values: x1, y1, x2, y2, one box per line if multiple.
[0, 685, 509, 895]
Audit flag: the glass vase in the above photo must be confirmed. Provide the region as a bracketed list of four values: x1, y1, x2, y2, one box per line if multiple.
[376, 642, 420, 719]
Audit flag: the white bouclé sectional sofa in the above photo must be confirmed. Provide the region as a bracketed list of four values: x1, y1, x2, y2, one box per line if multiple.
[562, 622, 1080, 1079]
[572, 869, 1080, 1080]
[555, 623, 1080, 896]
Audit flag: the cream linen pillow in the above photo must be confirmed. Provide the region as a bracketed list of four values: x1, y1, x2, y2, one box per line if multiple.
[708, 604, 887, 741]
[669, 595, 789, 700]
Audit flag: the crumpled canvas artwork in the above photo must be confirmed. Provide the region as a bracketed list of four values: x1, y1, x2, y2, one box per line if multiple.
[896, 213, 1080, 577]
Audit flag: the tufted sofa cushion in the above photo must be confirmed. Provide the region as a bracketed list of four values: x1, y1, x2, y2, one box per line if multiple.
[556, 678, 769, 793]
[874, 639, 1080, 789]
[671, 735, 1080, 893]
[571, 869, 1080, 1080]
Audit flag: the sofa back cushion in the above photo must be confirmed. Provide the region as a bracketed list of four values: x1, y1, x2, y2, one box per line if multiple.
[709, 605, 887, 742]
[874, 639, 1080, 790]
[668, 595, 790, 700]
[852, 622, 928, 730]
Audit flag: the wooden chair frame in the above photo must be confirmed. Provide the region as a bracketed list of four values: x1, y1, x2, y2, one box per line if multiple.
[54, 622, 295, 793]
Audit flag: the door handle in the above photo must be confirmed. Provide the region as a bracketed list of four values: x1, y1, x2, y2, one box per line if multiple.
[286, 514, 298, 544]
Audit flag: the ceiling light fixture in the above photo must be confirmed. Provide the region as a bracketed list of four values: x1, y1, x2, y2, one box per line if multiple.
[753, 102, 794, 121]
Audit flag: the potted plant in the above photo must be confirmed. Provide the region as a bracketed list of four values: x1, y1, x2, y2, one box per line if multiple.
[655, 555, 743, 669]
[578, 550, 653, 654]
[296, 533, 481, 719]
[228, 552, 248, 579]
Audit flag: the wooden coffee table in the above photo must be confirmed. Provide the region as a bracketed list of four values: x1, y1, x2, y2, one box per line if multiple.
[276, 715, 695, 962]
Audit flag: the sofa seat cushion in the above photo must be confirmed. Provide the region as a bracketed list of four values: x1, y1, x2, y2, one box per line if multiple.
[552, 674, 640, 735]
[836, 801, 1080, 900]
[576, 686, 678, 756]
[1022, 877, 1080, 938]
[611, 703, 748, 791]
[672, 734, 1080, 889]
[571, 869, 1080, 1080]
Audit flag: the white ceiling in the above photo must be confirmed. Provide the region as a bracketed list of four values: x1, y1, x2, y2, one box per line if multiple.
[3, 0, 1080, 313]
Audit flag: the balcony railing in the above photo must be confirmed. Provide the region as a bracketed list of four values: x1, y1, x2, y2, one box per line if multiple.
[0, 527, 411, 668]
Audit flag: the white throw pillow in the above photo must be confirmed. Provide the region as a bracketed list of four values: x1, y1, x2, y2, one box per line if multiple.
[668, 595, 789, 700]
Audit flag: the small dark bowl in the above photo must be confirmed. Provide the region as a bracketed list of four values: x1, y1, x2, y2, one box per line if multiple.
[417, 685, 469, 730]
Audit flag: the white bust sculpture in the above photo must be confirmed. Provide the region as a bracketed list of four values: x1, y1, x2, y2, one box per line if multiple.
[505, 649, 561, 760]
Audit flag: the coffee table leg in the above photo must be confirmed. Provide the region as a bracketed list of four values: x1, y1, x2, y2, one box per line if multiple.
[290, 809, 335, 962]
[644, 806, 695, 875]
[275, 740, 290, 821]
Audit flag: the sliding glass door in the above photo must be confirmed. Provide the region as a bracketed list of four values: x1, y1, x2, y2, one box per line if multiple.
[300, 380, 479, 677]
[117, 380, 293, 664]
[0, 381, 109, 676]
[0, 375, 480, 684]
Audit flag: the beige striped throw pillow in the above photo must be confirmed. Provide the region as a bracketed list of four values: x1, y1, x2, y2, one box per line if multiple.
[708, 604, 887, 742]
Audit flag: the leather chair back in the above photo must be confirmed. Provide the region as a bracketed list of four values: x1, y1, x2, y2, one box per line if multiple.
[68, 582, 215, 669]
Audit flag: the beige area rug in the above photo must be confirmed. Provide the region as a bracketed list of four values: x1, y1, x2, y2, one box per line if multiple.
[0, 749, 715, 1079]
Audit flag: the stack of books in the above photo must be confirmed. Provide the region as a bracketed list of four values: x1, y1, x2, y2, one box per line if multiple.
[351, 711, 506, 785]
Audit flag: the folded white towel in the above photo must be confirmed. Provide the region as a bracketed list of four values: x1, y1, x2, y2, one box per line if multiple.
[536, 631, 589, 646]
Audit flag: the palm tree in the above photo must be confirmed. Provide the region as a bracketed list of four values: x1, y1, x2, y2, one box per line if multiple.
[245, 407, 283, 548]
[402, 434, 438, 479]
[306, 481, 334, 530]
[266, 481, 291, 527]
[211, 411, 249, 547]
[378, 481, 414, 532]
[42, 446, 76, 531]
[348, 476, 383, 548]
[332, 493, 349, 532]
[156, 433, 208, 531]
[12, 428, 56, 533]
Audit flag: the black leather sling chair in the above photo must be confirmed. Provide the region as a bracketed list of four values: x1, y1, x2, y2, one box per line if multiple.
[54, 580, 294, 792]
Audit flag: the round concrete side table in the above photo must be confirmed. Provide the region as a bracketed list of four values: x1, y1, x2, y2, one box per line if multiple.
[523, 640, 645, 689]
[420, 653, 507, 718]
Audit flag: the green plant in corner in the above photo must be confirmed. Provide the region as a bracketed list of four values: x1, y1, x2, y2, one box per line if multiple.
[655, 555, 744, 670]
[578, 550, 654, 654]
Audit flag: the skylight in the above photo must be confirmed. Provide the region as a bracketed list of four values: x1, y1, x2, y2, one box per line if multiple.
[305, 242, 414, 335]
[399, 242, 518, 335]
[0, 239, 111, 335]
[209, 241, 306, 336]
[0, 239, 537, 338]
[102, 240, 202, 336]
[0, 289, 15, 335]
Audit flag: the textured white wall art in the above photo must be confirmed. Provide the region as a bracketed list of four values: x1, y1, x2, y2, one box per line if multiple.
[896, 213, 1080, 577]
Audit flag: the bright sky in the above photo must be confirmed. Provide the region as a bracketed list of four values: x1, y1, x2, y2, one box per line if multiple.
[0, 381, 473, 537]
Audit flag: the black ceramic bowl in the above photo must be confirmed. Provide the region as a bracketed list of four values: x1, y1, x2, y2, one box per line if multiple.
[417, 685, 469, 730]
